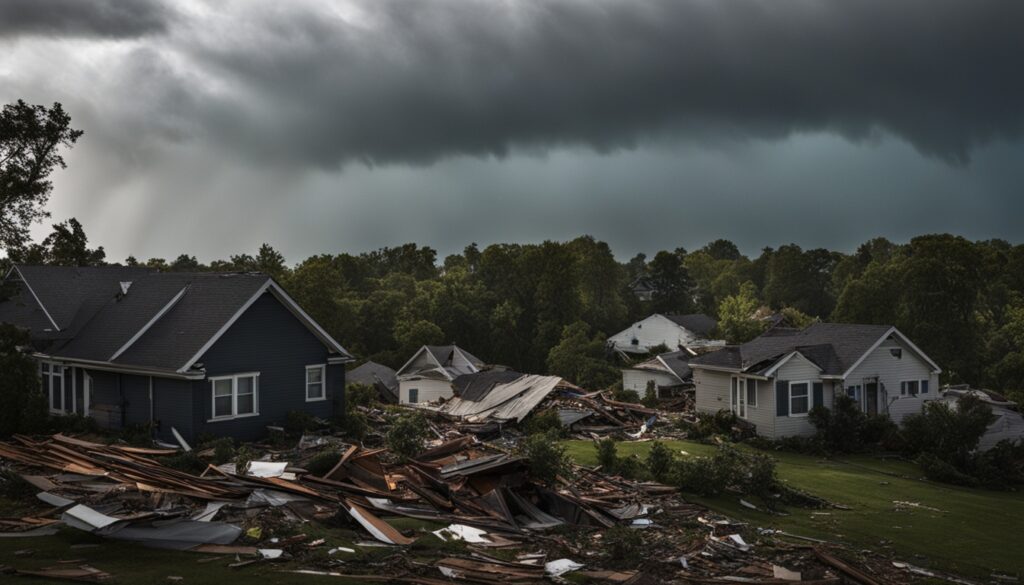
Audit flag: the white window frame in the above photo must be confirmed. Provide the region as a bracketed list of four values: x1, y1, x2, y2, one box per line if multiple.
[305, 364, 326, 402]
[900, 380, 920, 397]
[746, 378, 758, 408]
[208, 372, 260, 422]
[730, 376, 757, 418]
[789, 380, 811, 417]
[408, 388, 419, 404]
[41, 360, 66, 414]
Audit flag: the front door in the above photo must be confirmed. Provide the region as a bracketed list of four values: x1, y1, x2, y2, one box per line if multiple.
[865, 382, 878, 416]
[731, 377, 747, 418]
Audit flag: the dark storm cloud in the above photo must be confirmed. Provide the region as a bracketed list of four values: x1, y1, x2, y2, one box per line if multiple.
[170, 0, 1024, 167]
[0, 0, 171, 39]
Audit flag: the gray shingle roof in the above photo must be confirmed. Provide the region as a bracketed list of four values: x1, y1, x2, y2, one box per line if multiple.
[347, 361, 399, 396]
[663, 313, 717, 337]
[690, 322, 895, 376]
[2, 266, 352, 374]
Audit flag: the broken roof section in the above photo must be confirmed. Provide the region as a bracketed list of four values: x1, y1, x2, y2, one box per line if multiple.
[396, 344, 485, 381]
[626, 350, 693, 386]
[663, 313, 718, 337]
[347, 360, 400, 401]
[440, 374, 578, 423]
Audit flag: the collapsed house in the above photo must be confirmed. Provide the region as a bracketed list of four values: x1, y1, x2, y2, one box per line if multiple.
[607, 313, 725, 355]
[395, 344, 485, 404]
[621, 349, 695, 400]
[347, 360, 400, 404]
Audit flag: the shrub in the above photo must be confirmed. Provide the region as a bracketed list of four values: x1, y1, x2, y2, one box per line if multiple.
[519, 430, 570, 485]
[346, 383, 377, 409]
[339, 410, 369, 442]
[234, 445, 257, 475]
[523, 409, 565, 437]
[603, 526, 643, 565]
[120, 423, 154, 447]
[647, 441, 675, 482]
[901, 395, 994, 470]
[917, 452, 978, 487]
[642, 380, 659, 408]
[596, 437, 619, 471]
[672, 445, 780, 504]
[613, 388, 641, 404]
[201, 437, 236, 465]
[306, 449, 342, 477]
[0, 324, 47, 438]
[47, 413, 101, 435]
[285, 410, 318, 436]
[386, 412, 430, 461]
[160, 451, 206, 474]
[615, 454, 642, 479]
[691, 410, 738, 440]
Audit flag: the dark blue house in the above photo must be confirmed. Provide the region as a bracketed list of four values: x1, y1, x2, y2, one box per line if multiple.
[0, 265, 354, 442]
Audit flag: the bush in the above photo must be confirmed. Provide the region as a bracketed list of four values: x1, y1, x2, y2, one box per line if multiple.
[691, 410, 738, 440]
[285, 410, 318, 436]
[917, 452, 979, 487]
[339, 410, 369, 442]
[523, 409, 565, 437]
[519, 430, 570, 485]
[672, 445, 780, 504]
[646, 441, 675, 482]
[47, 413, 102, 435]
[603, 525, 643, 565]
[901, 395, 994, 469]
[386, 412, 430, 461]
[0, 324, 47, 438]
[642, 380, 659, 408]
[346, 383, 377, 409]
[305, 449, 342, 477]
[234, 445, 257, 475]
[596, 437, 619, 471]
[612, 388, 641, 404]
[201, 437, 236, 465]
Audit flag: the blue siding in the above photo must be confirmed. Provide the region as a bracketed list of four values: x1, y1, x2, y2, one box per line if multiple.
[188, 292, 343, 442]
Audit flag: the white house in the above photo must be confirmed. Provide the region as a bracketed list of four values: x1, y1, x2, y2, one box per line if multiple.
[608, 313, 724, 354]
[688, 323, 942, 439]
[622, 350, 693, 398]
[395, 345, 484, 404]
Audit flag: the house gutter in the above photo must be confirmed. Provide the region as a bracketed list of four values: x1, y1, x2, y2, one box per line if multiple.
[31, 353, 206, 380]
[688, 363, 770, 380]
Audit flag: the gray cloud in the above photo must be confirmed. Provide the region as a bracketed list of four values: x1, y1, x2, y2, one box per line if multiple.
[164, 0, 1024, 167]
[0, 0, 171, 39]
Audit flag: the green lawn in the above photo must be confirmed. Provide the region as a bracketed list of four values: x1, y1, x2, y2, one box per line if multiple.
[563, 439, 1024, 579]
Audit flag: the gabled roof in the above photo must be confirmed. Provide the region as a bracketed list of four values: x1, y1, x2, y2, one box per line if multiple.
[689, 322, 940, 377]
[396, 344, 485, 380]
[2, 266, 353, 377]
[627, 350, 692, 384]
[662, 313, 717, 337]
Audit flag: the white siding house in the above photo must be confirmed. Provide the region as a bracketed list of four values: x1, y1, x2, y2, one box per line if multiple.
[621, 350, 694, 398]
[690, 323, 941, 439]
[395, 345, 484, 404]
[608, 314, 724, 354]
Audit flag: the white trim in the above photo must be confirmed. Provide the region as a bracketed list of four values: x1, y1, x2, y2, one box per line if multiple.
[305, 364, 327, 402]
[41, 360, 66, 414]
[13, 266, 60, 331]
[209, 372, 260, 421]
[655, 355, 687, 385]
[762, 351, 823, 378]
[32, 353, 205, 380]
[72, 366, 77, 414]
[396, 345, 446, 378]
[177, 280, 354, 374]
[788, 380, 811, 417]
[841, 327, 942, 379]
[109, 285, 190, 361]
[688, 362, 770, 379]
[83, 371, 92, 417]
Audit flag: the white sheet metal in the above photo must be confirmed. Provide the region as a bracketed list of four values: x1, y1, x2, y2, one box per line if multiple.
[440, 374, 563, 422]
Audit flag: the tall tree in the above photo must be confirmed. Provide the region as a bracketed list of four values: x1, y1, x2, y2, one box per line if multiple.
[8, 218, 105, 266]
[648, 249, 694, 314]
[716, 281, 765, 343]
[0, 101, 83, 252]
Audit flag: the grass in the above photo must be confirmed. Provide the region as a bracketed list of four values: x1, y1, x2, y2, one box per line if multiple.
[563, 439, 1024, 579]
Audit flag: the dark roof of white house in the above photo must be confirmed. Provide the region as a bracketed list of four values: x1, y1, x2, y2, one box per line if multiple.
[663, 313, 717, 336]
[1, 265, 352, 376]
[688, 322, 927, 376]
[347, 361, 399, 396]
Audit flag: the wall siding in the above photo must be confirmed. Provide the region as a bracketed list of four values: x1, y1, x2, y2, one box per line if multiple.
[400, 378, 453, 404]
[845, 337, 938, 424]
[771, 354, 831, 438]
[693, 369, 774, 435]
[622, 369, 678, 395]
[189, 292, 339, 442]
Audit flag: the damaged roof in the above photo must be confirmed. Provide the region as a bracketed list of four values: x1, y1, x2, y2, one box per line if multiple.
[626, 350, 693, 384]
[663, 313, 717, 336]
[689, 322, 938, 377]
[347, 361, 400, 398]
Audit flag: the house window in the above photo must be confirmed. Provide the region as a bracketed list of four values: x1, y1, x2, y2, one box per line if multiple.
[900, 380, 920, 396]
[306, 365, 326, 402]
[41, 361, 65, 413]
[746, 379, 757, 407]
[789, 382, 810, 416]
[210, 373, 259, 420]
[900, 380, 928, 396]
[408, 388, 419, 403]
[846, 385, 862, 402]
[631, 338, 639, 346]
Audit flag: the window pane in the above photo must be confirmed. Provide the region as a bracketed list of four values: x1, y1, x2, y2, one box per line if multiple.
[792, 396, 809, 414]
[907, 381, 918, 395]
[237, 393, 255, 414]
[307, 367, 323, 384]
[747, 380, 757, 405]
[409, 388, 418, 403]
[214, 379, 233, 397]
[307, 383, 323, 399]
[237, 376, 255, 396]
[791, 383, 808, 397]
[42, 363, 50, 373]
[214, 395, 232, 417]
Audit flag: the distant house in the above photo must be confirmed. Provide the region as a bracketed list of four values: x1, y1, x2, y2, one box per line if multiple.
[346, 360, 399, 403]
[688, 323, 941, 439]
[621, 350, 694, 398]
[0, 265, 353, 442]
[607, 313, 724, 354]
[940, 386, 1024, 451]
[629, 276, 656, 302]
[395, 344, 484, 404]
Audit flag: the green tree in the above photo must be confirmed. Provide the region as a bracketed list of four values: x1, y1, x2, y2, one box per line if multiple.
[648, 249, 694, 314]
[0, 101, 83, 251]
[385, 412, 429, 461]
[393, 318, 444, 357]
[8, 218, 105, 266]
[716, 282, 765, 343]
[0, 324, 47, 437]
[546, 321, 618, 389]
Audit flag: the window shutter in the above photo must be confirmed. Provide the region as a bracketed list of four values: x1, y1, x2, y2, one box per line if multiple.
[921, 380, 929, 394]
[813, 382, 824, 409]
[776, 380, 788, 416]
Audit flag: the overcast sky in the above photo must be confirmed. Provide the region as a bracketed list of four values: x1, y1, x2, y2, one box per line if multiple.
[2, 0, 1022, 263]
